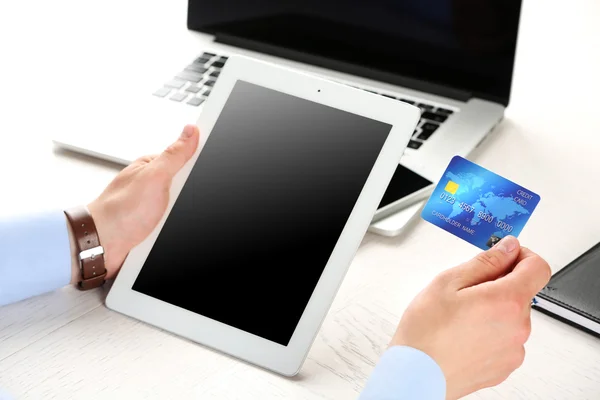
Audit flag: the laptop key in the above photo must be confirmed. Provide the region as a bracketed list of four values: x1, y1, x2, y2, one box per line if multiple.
[170, 92, 188, 102]
[185, 85, 202, 93]
[422, 122, 439, 131]
[418, 122, 439, 140]
[185, 64, 208, 73]
[164, 79, 186, 89]
[382, 94, 397, 99]
[210, 60, 226, 68]
[408, 140, 423, 149]
[187, 97, 205, 106]
[209, 71, 220, 78]
[421, 111, 448, 123]
[202, 89, 212, 97]
[436, 107, 454, 115]
[204, 79, 216, 87]
[418, 131, 434, 141]
[202, 52, 216, 57]
[418, 103, 434, 111]
[152, 87, 171, 98]
[194, 57, 211, 65]
[400, 99, 415, 105]
[177, 71, 203, 83]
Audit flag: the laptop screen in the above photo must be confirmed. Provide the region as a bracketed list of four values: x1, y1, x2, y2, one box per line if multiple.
[188, 0, 522, 106]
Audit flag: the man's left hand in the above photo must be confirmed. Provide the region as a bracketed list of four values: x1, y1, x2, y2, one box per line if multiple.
[83, 124, 199, 281]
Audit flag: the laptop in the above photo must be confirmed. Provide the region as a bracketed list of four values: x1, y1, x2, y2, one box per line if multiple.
[53, 0, 522, 219]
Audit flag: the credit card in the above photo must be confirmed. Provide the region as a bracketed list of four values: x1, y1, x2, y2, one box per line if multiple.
[421, 156, 540, 250]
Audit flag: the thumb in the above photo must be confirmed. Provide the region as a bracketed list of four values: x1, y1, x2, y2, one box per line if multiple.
[154, 125, 200, 178]
[452, 236, 520, 289]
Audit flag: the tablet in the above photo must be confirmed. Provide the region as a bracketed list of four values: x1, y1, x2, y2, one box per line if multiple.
[106, 55, 420, 376]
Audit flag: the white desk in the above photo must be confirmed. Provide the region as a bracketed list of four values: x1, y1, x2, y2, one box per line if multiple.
[1, 0, 600, 398]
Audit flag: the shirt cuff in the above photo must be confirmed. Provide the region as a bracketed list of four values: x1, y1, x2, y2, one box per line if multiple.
[359, 346, 446, 400]
[0, 387, 14, 400]
[0, 210, 72, 306]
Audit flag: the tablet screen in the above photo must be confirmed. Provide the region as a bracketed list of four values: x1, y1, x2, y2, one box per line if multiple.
[132, 80, 392, 346]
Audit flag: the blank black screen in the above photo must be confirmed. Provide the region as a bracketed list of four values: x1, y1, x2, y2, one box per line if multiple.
[188, 0, 522, 105]
[132, 80, 392, 346]
[378, 164, 433, 209]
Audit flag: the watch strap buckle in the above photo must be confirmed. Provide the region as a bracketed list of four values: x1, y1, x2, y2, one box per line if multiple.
[79, 246, 104, 261]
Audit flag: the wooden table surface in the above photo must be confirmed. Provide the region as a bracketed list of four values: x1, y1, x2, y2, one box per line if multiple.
[1, 0, 600, 398]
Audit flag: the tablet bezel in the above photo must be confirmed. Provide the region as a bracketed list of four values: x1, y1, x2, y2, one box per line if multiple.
[105, 55, 420, 376]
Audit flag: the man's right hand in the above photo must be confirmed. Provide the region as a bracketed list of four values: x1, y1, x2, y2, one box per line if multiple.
[390, 236, 551, 400]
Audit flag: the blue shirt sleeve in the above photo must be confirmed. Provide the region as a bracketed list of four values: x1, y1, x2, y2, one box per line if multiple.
[359, 346, 446, 400]
[0, 210, 72, 306]
[0, 387, 14, 400]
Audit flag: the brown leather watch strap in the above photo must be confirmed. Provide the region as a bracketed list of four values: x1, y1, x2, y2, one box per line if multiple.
[64, 206, 107, 290]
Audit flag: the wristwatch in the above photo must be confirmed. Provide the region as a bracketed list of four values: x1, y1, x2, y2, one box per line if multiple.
[64, 206, 107, 290]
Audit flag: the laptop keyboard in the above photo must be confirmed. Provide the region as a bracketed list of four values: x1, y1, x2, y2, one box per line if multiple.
[152, 52, 227, 108]
[153, 52, 457, 150]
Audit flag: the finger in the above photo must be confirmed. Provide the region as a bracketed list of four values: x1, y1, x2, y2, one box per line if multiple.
[522, 301, 532, 321]
[133, 154, 159, 165]
[451, 236, 521, 289]
[153, 125, 200, 178]
[497, 247, 551, 299]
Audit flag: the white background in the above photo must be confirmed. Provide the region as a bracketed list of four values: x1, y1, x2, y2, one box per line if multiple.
[0, 0, 600, 398]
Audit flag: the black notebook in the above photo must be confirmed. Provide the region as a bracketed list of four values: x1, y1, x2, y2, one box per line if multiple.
[532, 241, 600, 337]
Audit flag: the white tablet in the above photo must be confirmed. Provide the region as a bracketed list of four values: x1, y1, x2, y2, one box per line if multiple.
[105, 55, 420, 376]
